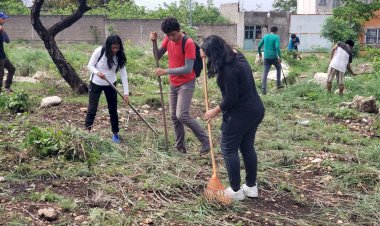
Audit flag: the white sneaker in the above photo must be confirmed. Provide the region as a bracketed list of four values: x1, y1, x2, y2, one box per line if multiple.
[223, 187, 245, 201]
[242, 183, 258, 198]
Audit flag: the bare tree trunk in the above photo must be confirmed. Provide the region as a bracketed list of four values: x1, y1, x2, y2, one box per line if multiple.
[31, 0, 91, 94]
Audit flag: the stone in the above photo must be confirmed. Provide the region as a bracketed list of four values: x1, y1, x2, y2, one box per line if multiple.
[144, 218, 153, 224]
[267, 63, 289, 81]
[40, 96, 62, 108]
[297, 119, 310, 126]
[0, 176, 5, 182]
[322, 175, 333, 183]
[352, 96, 378, 114]
[355, 63, 374, 74]
[75, 215, 85, 221]
[142, 104, 151, 110]
[13, 77, 39, 84]
[80, 108, 87, 113]
[32, 71, 48, 81]
[312, 73, 328, 86]
[38, 208, 58, 221]
[311, 158, 322, 163]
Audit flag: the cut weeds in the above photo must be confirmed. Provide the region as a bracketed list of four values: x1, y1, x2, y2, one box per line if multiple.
[0, 43, 379, 225]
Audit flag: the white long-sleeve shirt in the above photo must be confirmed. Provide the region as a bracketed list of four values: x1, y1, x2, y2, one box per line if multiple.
[87, 46, 129, 95]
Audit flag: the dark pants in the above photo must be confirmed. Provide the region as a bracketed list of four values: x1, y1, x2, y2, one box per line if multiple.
[262, 58, 281, 93]
[0, 58, 16, 91]
[221, 116, 263, 191]
[85, 81, 119, 133]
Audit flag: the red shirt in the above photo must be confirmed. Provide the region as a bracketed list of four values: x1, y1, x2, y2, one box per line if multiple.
[161, 35, 196, 87]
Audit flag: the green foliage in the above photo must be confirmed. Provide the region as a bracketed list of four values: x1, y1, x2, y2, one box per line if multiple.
[321, 17, 359, 54]
[23, 127, 115, 164]
[333, 0, 380, 23]
[31, 189, 63, 202]
[272, 0, 297, 13]
[59, 198, 78, 212]
[89, 208, 133, 225]
[0, 90, 30, 114]
[22, 0, 229, 25]
[23, 127, 62, 157]
[0, 0, 30, 15]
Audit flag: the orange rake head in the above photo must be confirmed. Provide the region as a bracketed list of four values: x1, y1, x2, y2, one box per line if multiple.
[204, 175, 231, 205]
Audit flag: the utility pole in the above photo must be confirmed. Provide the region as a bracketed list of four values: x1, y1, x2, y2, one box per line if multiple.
[189, 0, 193, 27]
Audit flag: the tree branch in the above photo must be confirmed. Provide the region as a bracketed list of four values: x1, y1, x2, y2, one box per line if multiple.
[48, 0, 92, 37]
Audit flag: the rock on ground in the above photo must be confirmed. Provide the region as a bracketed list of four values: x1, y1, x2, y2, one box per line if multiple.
[312, 73, 328, 86]
[40, 96, 62, 108]
[352, 96, 379, 114]
[37, 208, 58, 221]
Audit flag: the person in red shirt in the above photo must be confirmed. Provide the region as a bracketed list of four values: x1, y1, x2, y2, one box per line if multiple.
[150, 17, 209, 155]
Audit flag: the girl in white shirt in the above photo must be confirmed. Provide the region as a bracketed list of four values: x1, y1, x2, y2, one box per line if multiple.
[85, 35, 129, 143]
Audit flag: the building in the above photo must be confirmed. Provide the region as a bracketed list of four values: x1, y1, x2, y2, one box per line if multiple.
[297, 0, 373, 14]
[362, 10, 380, 46]
[220, 3, 289, 50]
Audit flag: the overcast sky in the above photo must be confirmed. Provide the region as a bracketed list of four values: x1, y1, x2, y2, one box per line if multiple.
[22, 0, 274, 11]
[133, 0, 274, 11]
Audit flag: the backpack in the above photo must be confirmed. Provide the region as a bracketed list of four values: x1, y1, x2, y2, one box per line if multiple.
[181, 35, 203, 77]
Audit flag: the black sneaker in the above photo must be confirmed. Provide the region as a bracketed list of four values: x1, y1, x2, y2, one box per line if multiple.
[277, 85, 284, 89]
[199, 145, 210, 156]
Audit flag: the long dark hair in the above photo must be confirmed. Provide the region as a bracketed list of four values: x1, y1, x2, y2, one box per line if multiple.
[104, 35, 126, 71]
[201, 35, 236, 78]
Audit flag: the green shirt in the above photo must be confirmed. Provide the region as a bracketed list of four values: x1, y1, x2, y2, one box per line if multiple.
[258, 33, 281, 59]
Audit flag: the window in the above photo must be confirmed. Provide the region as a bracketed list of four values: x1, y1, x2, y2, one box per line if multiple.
[319, 0, 327, 6]
[244, 26, 254, 39]
[366, 29, 379, 44]
[245, 26, 262, 40]
[255, 26, 262, 39]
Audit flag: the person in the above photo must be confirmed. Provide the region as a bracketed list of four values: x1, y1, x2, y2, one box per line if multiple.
[85, 35, 129, 143]
[0, 12, 16, 94]
[327, 40, 357, 96]
[258, 26, 282, 95]
[288, 33, 301, 59]
[150, 17, 210, 155]
[201, 35, 265, 201]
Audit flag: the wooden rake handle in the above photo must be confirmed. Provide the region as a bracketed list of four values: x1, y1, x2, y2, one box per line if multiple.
[202, 57, 218, 177]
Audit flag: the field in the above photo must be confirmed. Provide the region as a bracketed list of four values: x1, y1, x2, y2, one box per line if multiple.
[0, 41, 379, 225]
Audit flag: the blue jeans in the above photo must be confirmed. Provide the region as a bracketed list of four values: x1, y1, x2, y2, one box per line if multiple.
[220, 119, 262, 191]
[262, 58, 281, 93]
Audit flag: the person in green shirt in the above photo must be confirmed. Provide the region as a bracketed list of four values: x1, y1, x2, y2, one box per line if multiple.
[258, 26, 282, 95]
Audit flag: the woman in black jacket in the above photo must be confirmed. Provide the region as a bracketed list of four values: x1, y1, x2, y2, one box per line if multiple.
[202, 35, 265, 201]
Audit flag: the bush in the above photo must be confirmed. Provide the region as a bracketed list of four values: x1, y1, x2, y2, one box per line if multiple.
[0, 91, 30, 114]
[23, 127, 115, 164]
[321, 17, 360, 55]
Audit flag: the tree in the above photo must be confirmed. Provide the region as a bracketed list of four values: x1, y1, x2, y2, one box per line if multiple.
[321, 0, 380, 55]
[31, 0, 91, 94]
[272, 0, 297, 13]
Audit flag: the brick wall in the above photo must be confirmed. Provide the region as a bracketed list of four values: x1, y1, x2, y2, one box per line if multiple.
[3, 15, 236, 45]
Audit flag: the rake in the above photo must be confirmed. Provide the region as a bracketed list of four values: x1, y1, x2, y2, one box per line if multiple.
[103, 77, 157, 135]
[201, 57, 231, 205]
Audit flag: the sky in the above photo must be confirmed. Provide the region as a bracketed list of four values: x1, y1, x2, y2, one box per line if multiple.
[21, 0, 275, 11]
[133, 0, 275, 11]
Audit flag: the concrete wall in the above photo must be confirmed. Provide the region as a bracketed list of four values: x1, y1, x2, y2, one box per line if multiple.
[289, 14, 332, 51]
[244, 11, 289, 50]
[3, 15, 236, 45]
[219, 3, 244, 48]
[196, 24, 237, 46]
[297, 0, 317, 14]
